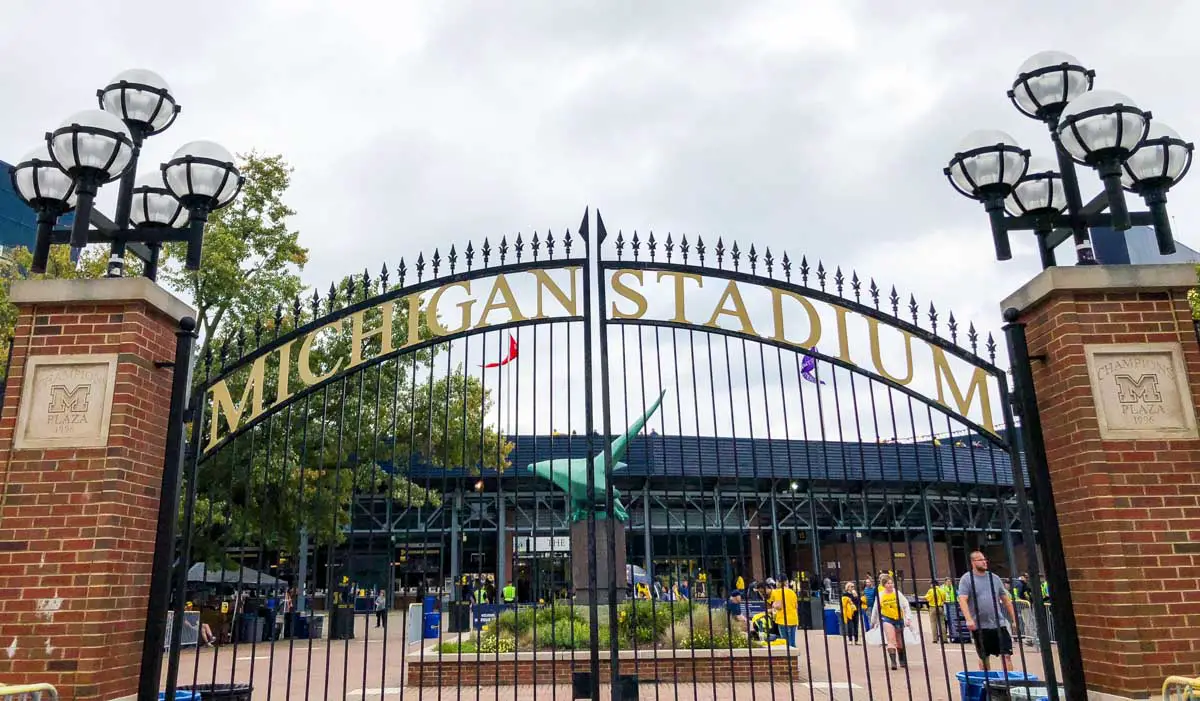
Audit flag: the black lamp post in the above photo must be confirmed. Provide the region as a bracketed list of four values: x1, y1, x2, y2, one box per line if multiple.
[7, 68, 243, 278]
[945, 50, 1193, 267]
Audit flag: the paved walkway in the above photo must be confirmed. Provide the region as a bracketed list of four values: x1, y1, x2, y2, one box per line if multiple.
[164, 612, 1062, 701]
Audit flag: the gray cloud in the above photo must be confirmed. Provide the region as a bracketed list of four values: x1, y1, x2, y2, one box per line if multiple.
[5, 0, 1199, 435]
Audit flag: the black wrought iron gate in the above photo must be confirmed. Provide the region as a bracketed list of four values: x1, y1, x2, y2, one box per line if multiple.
[156, 210, 1068, 701]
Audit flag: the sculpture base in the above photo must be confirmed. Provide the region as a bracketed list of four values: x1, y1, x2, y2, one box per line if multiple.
[570, 519, 627, 606]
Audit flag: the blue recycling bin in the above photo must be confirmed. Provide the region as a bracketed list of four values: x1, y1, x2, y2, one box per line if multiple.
[956, 671, 1038, 701]
[422, 595, 440, 639]
[822, 608, 841, 635]
[423, 610, 440, 639]
[159, 692, 201, 701]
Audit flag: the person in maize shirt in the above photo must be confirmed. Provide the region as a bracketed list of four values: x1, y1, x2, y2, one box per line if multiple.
[868, 574, 913, 670]
[765, 578, 799, 647]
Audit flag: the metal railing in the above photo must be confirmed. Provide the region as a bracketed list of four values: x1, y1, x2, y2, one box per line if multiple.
[1164, 676, 1200, 700]
[0, 684, 59, 701]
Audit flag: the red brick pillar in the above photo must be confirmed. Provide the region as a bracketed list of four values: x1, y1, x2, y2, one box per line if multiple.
[1002, 264, 1200, 699]
[0, 278, 193, 701]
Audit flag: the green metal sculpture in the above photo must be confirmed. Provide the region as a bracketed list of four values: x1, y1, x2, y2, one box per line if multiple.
[526, 390, 666, 522]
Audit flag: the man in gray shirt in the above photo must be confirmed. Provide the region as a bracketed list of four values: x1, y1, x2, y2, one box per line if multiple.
[957, 551, 1016, 671]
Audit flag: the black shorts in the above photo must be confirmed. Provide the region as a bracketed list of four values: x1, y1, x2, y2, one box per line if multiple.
[972, 627, 1013, 658]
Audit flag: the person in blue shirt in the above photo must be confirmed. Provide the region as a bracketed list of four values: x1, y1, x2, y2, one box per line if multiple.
[863, 576, 877, 612]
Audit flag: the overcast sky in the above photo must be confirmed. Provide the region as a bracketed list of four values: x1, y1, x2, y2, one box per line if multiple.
[6, 1, 1198, 439]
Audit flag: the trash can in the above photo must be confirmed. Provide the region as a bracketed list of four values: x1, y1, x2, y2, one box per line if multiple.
[956, 671, 1038, 701]
[159, 691, 201, 701]
[423, 608, 440, 639]
[822, 607, 841, 635]
[308, 613, 326, 639]
[331, 606, 355, 640]
[448, 601, 472, 633]
[234, 613, 262, 643]
[178, 684, 252, 701]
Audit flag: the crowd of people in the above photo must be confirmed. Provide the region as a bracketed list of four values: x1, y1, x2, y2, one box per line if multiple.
[697, 551, 1038, 674]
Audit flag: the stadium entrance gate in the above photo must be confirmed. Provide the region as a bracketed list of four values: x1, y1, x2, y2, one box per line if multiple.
[157, 210, 1073, 700]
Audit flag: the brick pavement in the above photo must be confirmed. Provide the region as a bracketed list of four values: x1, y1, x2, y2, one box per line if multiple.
[163, 612, 1062, 701]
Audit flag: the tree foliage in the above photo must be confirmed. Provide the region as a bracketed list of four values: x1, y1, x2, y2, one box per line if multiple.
[162, 152, 308, 363]
[0, 245, 110, 381]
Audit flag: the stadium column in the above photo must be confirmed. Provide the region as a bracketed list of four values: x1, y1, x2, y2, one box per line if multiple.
[1001, 263, 1200, 699]
[0, 278, 194, 701]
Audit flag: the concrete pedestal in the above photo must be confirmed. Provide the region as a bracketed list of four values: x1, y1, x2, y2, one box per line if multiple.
[570, 519, 627, 605]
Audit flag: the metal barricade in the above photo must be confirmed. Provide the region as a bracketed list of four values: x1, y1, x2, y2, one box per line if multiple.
[164, 610, 202, 650]
[0, 683, 59, 701]
[1163, 676, 1200, 700]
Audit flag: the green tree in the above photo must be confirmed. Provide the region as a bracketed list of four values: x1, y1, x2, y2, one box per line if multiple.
[0, 245, 110, 381]
[162, 152, 308, 363]
[1189, 265, 1200, 319]
[184, 255, 513, 566]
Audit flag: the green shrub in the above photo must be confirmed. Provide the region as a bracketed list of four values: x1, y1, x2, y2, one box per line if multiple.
[675, 630, 751, 650]
[478, 631, 516, 654]
[437, 640, 478, 654]
[664, 605, 733, 649]
[492, 607, 538, 636]
[535, 602, 583, 627]
[617, 600, 673, 645]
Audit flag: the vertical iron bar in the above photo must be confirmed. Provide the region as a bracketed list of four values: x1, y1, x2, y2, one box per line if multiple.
[137, 315, 196, 701]
[577, 209, 602, 699]
[1003, 310, 1081, 700]
[592, 213, 623, 700]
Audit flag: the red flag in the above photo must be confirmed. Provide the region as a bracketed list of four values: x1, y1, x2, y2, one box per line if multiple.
[483, 333, 519, 368]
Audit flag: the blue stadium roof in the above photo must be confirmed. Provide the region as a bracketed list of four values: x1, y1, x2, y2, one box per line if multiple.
[398, 432, 1028, 489]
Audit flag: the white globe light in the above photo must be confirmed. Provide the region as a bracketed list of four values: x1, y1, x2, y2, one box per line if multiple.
[99, 68, 179, 134]
[47, 109, 134, 181]
[162, 140, 242, 209]
[130, 171, 188, 228]
[1005, 158, 1067, 216]
[1120, 122, 1193, 191]
[1009, 51, 1093, 120]
[1056, 90, 1149, 163]
[10, 143, 77, 208]
[945, 130, 1029, 200]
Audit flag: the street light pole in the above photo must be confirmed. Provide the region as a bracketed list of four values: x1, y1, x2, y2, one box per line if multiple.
[945, 51, 1192, 269]
[8, 68, 242, 279]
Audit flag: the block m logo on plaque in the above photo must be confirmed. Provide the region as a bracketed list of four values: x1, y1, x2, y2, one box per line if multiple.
[14, 354, 118, 449]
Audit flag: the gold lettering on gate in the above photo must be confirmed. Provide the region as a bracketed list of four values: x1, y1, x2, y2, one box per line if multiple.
[610, 270, 647, 320]
[208, 353, 268, 449]
[427, 281, 474, 336]
[867, 319, 914, 386]
[475, 275, 527, 328]
[704, 281, 758, 336]
[350, 301, 395, 368]
[532, 268, 580, 319]
[931, 347, 995, 435]
[656, 271, 704, 323]
[769, 287, 820, 349]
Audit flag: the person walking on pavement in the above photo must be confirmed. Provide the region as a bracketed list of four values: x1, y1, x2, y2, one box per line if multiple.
[374, 590, 387, 628]
[841, 582, 861, 645]
[958, 551, 1017, 672]
[868, 574, 913, 670]
[924, 577, 949, 643]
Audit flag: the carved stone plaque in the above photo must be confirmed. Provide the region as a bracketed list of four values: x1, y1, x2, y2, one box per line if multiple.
[1084, 342, 1198, 440]
[14, 354, 119, 450]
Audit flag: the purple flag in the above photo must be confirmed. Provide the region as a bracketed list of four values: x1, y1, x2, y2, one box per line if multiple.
[801, 350, 826, 385]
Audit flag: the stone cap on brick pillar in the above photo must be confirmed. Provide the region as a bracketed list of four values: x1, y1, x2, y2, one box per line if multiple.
[1000, 263, 1199, 315]
[10, 277, 195, 321]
